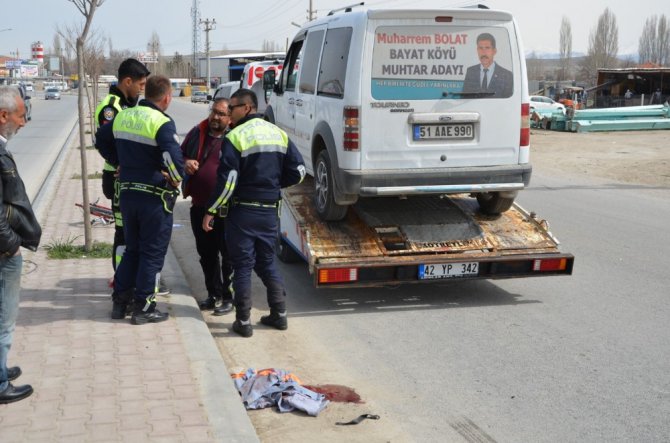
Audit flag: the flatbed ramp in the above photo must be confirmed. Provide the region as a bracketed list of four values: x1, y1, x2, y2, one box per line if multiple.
[280, 179, 573, 287]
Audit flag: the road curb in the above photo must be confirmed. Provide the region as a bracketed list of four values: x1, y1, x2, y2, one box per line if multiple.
[163, 246, 260, 442]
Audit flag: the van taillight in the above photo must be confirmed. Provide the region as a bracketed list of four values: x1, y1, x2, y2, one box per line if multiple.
[520, 103, 530, 147]
[343, 106, 360, 151]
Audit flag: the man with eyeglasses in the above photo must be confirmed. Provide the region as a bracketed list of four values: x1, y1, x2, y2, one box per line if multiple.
[180, 98, 234, 316]
[202, 89, 305, 338]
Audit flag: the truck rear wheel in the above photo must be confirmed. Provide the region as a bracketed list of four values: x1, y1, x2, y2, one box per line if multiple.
[476, 192, 516, 215]
[276, 235, 301, 263]
[314, 150, 348, 221]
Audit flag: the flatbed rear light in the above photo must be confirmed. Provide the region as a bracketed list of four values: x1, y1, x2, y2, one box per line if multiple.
[533, 258, 567, 272]
[318, 268, 358, 284]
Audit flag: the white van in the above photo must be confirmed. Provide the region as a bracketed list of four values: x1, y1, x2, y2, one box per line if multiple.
[264, 6, 531, 221]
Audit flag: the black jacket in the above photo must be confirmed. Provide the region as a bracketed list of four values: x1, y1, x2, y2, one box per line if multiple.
[0, 138, 42, 255]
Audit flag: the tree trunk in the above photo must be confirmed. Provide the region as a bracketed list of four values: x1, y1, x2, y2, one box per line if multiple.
[77, 38, 93, 251]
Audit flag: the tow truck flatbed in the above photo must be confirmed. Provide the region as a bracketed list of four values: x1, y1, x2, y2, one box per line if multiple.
[278, 179, 574, 287]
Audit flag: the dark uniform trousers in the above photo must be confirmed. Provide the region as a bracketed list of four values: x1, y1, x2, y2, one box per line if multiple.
[189, 205, 233, 303]
[102, 170, 125, 271]
[225, 204, 286, 319]
[115, 191, 173, 306]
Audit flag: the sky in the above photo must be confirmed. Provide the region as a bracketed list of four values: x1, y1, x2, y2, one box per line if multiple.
[2, 0, 670, 60]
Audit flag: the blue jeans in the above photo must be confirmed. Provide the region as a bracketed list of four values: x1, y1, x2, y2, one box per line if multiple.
[0, 254, 23, 391]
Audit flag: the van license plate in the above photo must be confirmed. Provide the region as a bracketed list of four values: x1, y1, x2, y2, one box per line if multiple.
[413, 124, 474, 140]
[418, 262, 479, 280]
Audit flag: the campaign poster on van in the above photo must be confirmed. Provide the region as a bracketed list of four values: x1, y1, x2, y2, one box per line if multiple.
[371, 26, 513, 100]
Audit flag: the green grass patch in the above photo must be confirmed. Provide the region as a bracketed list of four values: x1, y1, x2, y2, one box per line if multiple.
[71, 171, 103, 179]
[44, 235, 112, 259]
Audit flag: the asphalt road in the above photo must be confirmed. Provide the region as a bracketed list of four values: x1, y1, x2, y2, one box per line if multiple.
[170, 97, 670, 442]
[29, 96, 670, 442]
[9, 91, 78, 202]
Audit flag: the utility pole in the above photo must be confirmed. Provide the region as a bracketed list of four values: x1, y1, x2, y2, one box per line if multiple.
[307, 0, 315, 21]
[200, 18, 216, 93]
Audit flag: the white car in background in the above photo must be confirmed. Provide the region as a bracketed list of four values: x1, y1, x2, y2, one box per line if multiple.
[530, 95, 566, 114]
[45, 88, 61, 100]
[190, 90, 209, 104]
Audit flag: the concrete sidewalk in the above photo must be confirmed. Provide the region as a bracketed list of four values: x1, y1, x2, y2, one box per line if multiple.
[0, 126, 259, 442]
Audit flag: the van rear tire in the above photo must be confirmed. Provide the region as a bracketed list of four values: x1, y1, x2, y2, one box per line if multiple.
[476, 192, 515, 215]
[314, 150, 348, 221]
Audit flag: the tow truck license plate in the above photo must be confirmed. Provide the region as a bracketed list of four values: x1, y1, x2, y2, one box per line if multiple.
[413, 123, 474, 140]
[419, 262, 479, 280]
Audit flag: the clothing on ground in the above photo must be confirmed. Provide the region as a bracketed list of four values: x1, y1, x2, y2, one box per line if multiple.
[232, 368, 329, 417]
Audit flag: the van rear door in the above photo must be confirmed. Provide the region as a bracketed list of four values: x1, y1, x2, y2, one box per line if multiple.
[361, 9, 526, 172]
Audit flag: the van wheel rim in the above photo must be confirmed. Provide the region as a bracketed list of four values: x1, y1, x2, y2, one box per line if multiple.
[315, 161, 328, 210]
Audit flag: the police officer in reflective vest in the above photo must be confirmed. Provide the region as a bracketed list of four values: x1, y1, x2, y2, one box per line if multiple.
[95, 58, 150, 272]
[96, 75, 184, 325]
[203, 89, 305, 338]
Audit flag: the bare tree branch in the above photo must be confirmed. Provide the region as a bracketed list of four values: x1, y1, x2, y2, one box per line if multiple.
[580, 8, 619, 83]
[638, 14, 670, 65]
[67, 0, 106, 251]
[559, 17, 572, 81]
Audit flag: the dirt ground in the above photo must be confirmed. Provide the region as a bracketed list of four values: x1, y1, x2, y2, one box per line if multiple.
[529, 129, 670, 189]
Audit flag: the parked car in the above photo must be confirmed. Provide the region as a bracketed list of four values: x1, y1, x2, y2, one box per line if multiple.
[530, 95, 565, 114]
[191, 90, 209, 104]
[45, 88, 61, 100]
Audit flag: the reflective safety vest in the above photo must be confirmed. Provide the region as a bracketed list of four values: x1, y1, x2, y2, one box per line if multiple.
[208, 118, 292, 213]
[96, 94, 124, 172]
[112, 105, 182, 186]
[226, 118, 290, 157]
[112, 106, 170, 147]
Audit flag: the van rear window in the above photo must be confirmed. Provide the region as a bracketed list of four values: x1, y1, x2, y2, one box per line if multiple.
[372, 26, 514, 100]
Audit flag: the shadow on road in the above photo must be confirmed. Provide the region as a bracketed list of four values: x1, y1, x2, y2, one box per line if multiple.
[276, 261, 540, 318]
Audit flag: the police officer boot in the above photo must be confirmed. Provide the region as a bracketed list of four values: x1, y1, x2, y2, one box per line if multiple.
[262, 281, 287, 330]
[198, 296, 217, 310]
[131, 297, 169, 325]
[260, 310, 288, 330]
[111, 289, 132, 320]
[213, 295, 233, 316]
[232, 312, 253, 338]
